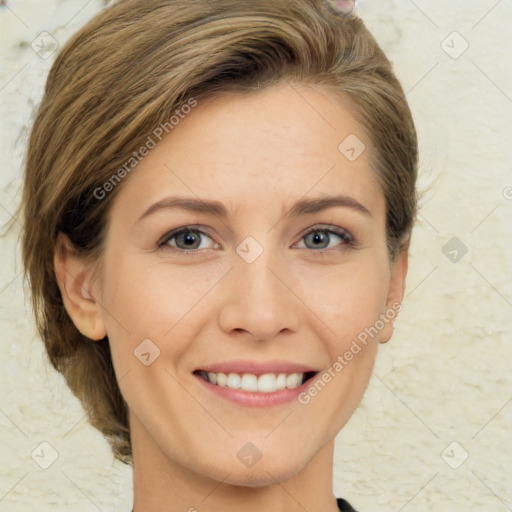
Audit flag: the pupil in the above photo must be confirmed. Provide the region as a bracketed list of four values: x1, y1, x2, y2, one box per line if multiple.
[310, 231, 328, 248]
[182, 232, 198, 247]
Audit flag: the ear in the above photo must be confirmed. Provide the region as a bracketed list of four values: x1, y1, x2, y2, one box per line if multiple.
[380, 247, 409, 344]
[53, 233, 107, 341]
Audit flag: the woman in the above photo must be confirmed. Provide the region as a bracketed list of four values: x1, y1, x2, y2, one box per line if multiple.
[21, 0, 417, 510]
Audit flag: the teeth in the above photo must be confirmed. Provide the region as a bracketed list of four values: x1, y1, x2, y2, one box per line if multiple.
[216, 372, 227, 387]
[241, 373, 258, 392]
[276, 373, 287, 390]
[202, 371, 306, 393]
[286, 373, 302, 389]
[258, 373, 277, 392]
[226, 373, 241, 389]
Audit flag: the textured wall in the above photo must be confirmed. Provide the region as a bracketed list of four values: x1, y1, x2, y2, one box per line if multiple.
[0, 1, 510, 511]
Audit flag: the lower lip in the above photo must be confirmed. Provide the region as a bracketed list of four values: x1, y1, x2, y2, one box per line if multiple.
[195, 374, 315, 407]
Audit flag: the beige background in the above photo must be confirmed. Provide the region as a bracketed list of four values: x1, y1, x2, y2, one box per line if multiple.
[1, 1, 511, 510]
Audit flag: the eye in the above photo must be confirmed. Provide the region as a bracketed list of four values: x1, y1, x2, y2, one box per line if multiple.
[295, 225, 354, 251]
[158, 226, 220, 252]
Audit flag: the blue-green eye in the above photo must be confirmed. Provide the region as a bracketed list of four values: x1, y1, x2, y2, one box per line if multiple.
[158, 227, 218, 251]
[298, 226, 354, 250]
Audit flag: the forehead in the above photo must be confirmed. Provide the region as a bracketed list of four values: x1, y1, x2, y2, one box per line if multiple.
[109, 83, 384, 223]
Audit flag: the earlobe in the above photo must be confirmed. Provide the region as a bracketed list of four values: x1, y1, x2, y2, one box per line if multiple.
[54, 233, 107, 341]
[380, 247, 409, 344]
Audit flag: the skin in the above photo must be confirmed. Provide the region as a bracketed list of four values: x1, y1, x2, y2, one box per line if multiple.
[55, 82, 408, 512]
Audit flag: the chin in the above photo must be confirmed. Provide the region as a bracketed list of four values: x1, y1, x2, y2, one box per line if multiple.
[221, 467, 300, 488]
[206, 450, 312, 488]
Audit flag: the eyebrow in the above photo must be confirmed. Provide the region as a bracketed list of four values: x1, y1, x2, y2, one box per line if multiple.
[287, 195, 371, 218]
[137, 194, 371, 223]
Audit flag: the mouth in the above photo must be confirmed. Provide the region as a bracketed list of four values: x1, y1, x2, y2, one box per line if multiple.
[194, 370, 318, 393]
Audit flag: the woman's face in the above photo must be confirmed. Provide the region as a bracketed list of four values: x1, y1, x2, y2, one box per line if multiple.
[94, 83, 406, 485]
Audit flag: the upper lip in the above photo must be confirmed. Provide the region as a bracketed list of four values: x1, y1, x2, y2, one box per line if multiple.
[195, 360, 319, 376]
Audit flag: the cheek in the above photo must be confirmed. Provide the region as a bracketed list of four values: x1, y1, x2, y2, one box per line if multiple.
[98, 255, 224, 363]
[300, 260, 389, 422]
[294, 256, 390, 341]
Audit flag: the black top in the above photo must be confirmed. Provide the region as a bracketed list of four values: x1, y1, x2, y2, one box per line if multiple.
[337, 497, 357, 511]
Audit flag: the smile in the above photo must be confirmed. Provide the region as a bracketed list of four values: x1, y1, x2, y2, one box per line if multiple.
[196, 371, 317, 393]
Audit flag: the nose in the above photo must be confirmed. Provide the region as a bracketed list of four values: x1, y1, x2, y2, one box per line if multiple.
[217, 252, 300, 342]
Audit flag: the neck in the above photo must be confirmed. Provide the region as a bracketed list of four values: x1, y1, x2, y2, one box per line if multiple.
[130, 416, 339, 512]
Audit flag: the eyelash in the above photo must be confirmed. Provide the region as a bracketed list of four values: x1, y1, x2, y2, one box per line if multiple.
[157, 224, 356, 255]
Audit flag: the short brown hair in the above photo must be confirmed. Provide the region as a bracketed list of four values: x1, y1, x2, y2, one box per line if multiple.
[21, 0, 417, 463]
